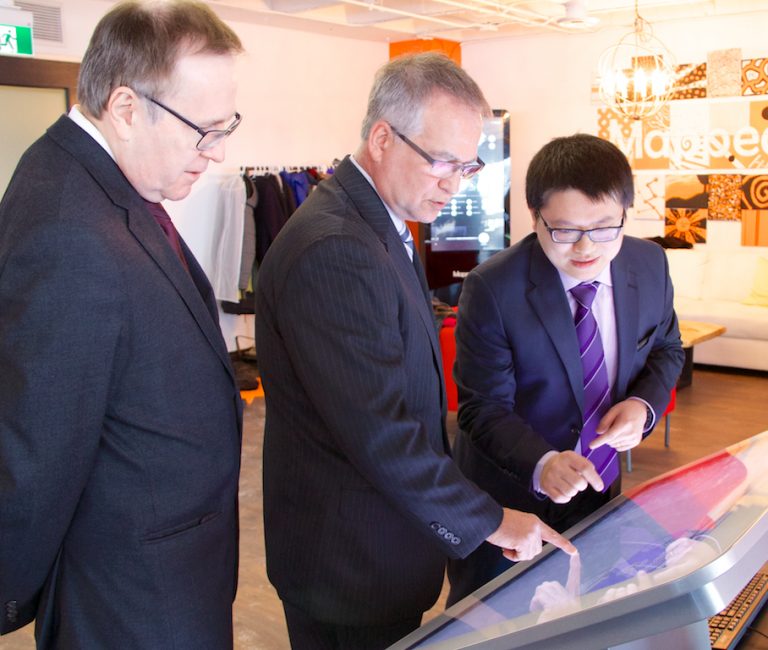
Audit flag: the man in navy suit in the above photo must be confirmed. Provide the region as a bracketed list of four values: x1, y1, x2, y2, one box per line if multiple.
[255, 53, 575, 649]
[0, 2, 244, 647]
[447, 134, 685, 605]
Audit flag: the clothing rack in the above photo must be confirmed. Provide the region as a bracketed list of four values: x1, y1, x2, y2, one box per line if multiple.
[239, 164, 335, 176]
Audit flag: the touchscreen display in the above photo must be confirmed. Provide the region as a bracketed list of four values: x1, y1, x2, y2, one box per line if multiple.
[399, 430, 768, 649]
[428, 112, 509, 253]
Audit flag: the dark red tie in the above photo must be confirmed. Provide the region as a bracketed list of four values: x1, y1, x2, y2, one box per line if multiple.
[144, 201, 189, 272]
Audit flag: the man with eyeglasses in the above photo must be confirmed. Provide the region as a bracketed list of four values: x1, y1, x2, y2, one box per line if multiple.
[255, 53, 575, 649]
[0, 2, 244, 647]
[446, 133, 685, 605]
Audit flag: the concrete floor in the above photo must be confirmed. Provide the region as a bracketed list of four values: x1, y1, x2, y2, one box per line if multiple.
[2, 367, 768, 649]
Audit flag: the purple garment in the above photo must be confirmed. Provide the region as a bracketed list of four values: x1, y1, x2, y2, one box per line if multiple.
[571, 281, 619, 489]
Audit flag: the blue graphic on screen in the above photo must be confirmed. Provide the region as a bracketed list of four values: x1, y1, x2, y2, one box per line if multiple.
[402, 435, 768, 649]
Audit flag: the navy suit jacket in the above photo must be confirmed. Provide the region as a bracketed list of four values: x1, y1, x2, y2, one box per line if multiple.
[452, 232, 684, 525]
[0, 116, 242, 649]
[255, 156, 502, 626]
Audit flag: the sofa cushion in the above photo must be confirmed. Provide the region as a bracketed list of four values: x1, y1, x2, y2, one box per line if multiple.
[743, 256, 768, 307]
[702, 249, 763, 302]
[674, 296, 768, 341]
[665, 249, 707, 300]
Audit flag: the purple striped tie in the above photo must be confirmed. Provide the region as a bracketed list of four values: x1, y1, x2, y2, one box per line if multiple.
[570, 282, 619, 491]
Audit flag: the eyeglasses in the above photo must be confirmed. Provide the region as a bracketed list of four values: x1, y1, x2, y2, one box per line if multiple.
[145, 96, 241, 151]
[389, 125, 484, 180]
[536, 210, 626, 244]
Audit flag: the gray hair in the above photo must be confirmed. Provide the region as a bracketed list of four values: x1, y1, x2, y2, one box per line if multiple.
[78, 0, 243, 118]
[360, 52, 490, 139]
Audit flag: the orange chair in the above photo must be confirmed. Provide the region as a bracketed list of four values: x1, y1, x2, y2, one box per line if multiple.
[439, 313, 459, 411]
[626, 386, 676, 472]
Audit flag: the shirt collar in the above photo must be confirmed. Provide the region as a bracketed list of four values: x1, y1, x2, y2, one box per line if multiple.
[349, 154, 408, 238]
[68, 105, 115, 160]
[558, 263, 613, 293]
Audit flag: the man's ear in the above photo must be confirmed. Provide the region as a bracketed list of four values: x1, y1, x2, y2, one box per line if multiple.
[106, 86, 142, 141]
[530, 208, 539, 232]
[366, 120, 393, 164]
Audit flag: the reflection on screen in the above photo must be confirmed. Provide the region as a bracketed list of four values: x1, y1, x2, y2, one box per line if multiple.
[428, 115, 508, 253]
[406, 431, 768, 649]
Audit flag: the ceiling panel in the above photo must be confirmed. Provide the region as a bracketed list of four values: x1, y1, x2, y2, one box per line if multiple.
[208, 0, 767, 42]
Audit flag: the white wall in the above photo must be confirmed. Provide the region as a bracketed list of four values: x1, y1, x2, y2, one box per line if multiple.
[31, 1, 386, 349]
[462, 9, 768, 244]
[27, 3, 767, 346]
[33, 1, 384, 169]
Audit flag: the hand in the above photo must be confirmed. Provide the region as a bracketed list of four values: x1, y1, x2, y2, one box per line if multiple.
[529, 553, 581, 622]
[529, 581, 578, 622]
[486, 508, 577, 562]
[589, 399, 646, 453]
[540, 451, 604, 503]
[653, 537, 718, 581]
[595, 570, 654, 604]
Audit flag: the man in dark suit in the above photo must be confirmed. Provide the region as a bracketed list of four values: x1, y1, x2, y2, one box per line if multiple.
[447, 134, 685, 604]
[255, 53, 574, 649]
[0, 2, 244, 647]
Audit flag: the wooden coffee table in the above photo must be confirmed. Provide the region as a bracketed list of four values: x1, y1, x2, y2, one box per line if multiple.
[677, 320, 727, 387]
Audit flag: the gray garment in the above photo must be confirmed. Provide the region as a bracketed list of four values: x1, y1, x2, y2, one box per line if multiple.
[239, 175, 258, 291]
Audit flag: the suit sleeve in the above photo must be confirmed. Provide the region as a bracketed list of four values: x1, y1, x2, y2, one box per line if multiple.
[625, 247, 685, 423]
[0, 221, 123, 633]
[271, 234, 502, 559]
[453, 271, 556, 488]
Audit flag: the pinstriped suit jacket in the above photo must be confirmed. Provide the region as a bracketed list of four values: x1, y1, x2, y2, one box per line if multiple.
[255, 156, 502, 626]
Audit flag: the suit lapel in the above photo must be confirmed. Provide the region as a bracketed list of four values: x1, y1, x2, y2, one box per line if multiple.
[527, 240, 586, 412]
[127, 206, 234, 379]
[334, 157, 445, 398]
[611, 250, 640, 399]
[47, 116, 234, 383]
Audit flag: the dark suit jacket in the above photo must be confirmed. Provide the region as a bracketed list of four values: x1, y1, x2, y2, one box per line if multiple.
[255, 156, 502, 626]
[0, 116, 242, 649]
[452, 232, 685, 525]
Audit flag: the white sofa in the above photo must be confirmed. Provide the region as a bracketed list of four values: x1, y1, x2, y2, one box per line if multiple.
[665, 246, 768, 372]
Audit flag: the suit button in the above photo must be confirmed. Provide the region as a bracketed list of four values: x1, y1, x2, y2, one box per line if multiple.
[451, 536, 461, 545]
[438, 526, 448, 536]
[430, 522, 440, 531]
[5, 600, 18, 623]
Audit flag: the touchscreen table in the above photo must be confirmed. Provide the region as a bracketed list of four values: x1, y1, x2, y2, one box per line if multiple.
[391, 430, 768, 650]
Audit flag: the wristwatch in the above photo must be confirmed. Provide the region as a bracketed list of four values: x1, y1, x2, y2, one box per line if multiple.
[644, 404, 655, 430]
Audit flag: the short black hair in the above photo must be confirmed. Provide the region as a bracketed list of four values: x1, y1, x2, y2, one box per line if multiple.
[525, 133, 634, 211]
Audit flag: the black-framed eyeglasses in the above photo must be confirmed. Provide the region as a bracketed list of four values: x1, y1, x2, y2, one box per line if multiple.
[389, 124, 484, 180]
[536, 210, 626, 244]
[145, 96, 241, 152]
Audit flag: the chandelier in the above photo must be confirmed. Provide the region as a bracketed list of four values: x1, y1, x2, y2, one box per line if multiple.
[597, 0, 676, 121]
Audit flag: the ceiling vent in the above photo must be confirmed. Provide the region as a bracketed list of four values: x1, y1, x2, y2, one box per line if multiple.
[14, 1, 62, 42]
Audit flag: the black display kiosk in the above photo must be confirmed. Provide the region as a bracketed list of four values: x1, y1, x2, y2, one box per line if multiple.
[422, 109, 509, 305]
[391, 430, 768, 649]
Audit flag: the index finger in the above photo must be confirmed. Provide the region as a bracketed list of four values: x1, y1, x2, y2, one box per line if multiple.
[541, 523, 577, 556]
[578, 461, 605, 492]
[566, 551, 581, 596]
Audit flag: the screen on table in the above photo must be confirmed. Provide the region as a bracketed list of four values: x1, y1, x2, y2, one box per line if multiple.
[398, 431, 768, 649]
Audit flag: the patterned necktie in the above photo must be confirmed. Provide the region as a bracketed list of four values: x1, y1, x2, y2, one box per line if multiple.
[145, 201, 189, 272]
[400, 225, 415, 262]
[570, 281, 619, 491]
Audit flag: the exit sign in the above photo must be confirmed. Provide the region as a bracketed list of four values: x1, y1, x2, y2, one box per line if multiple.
[0, 24, 33, 56]
[0, 7, 34, 57]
